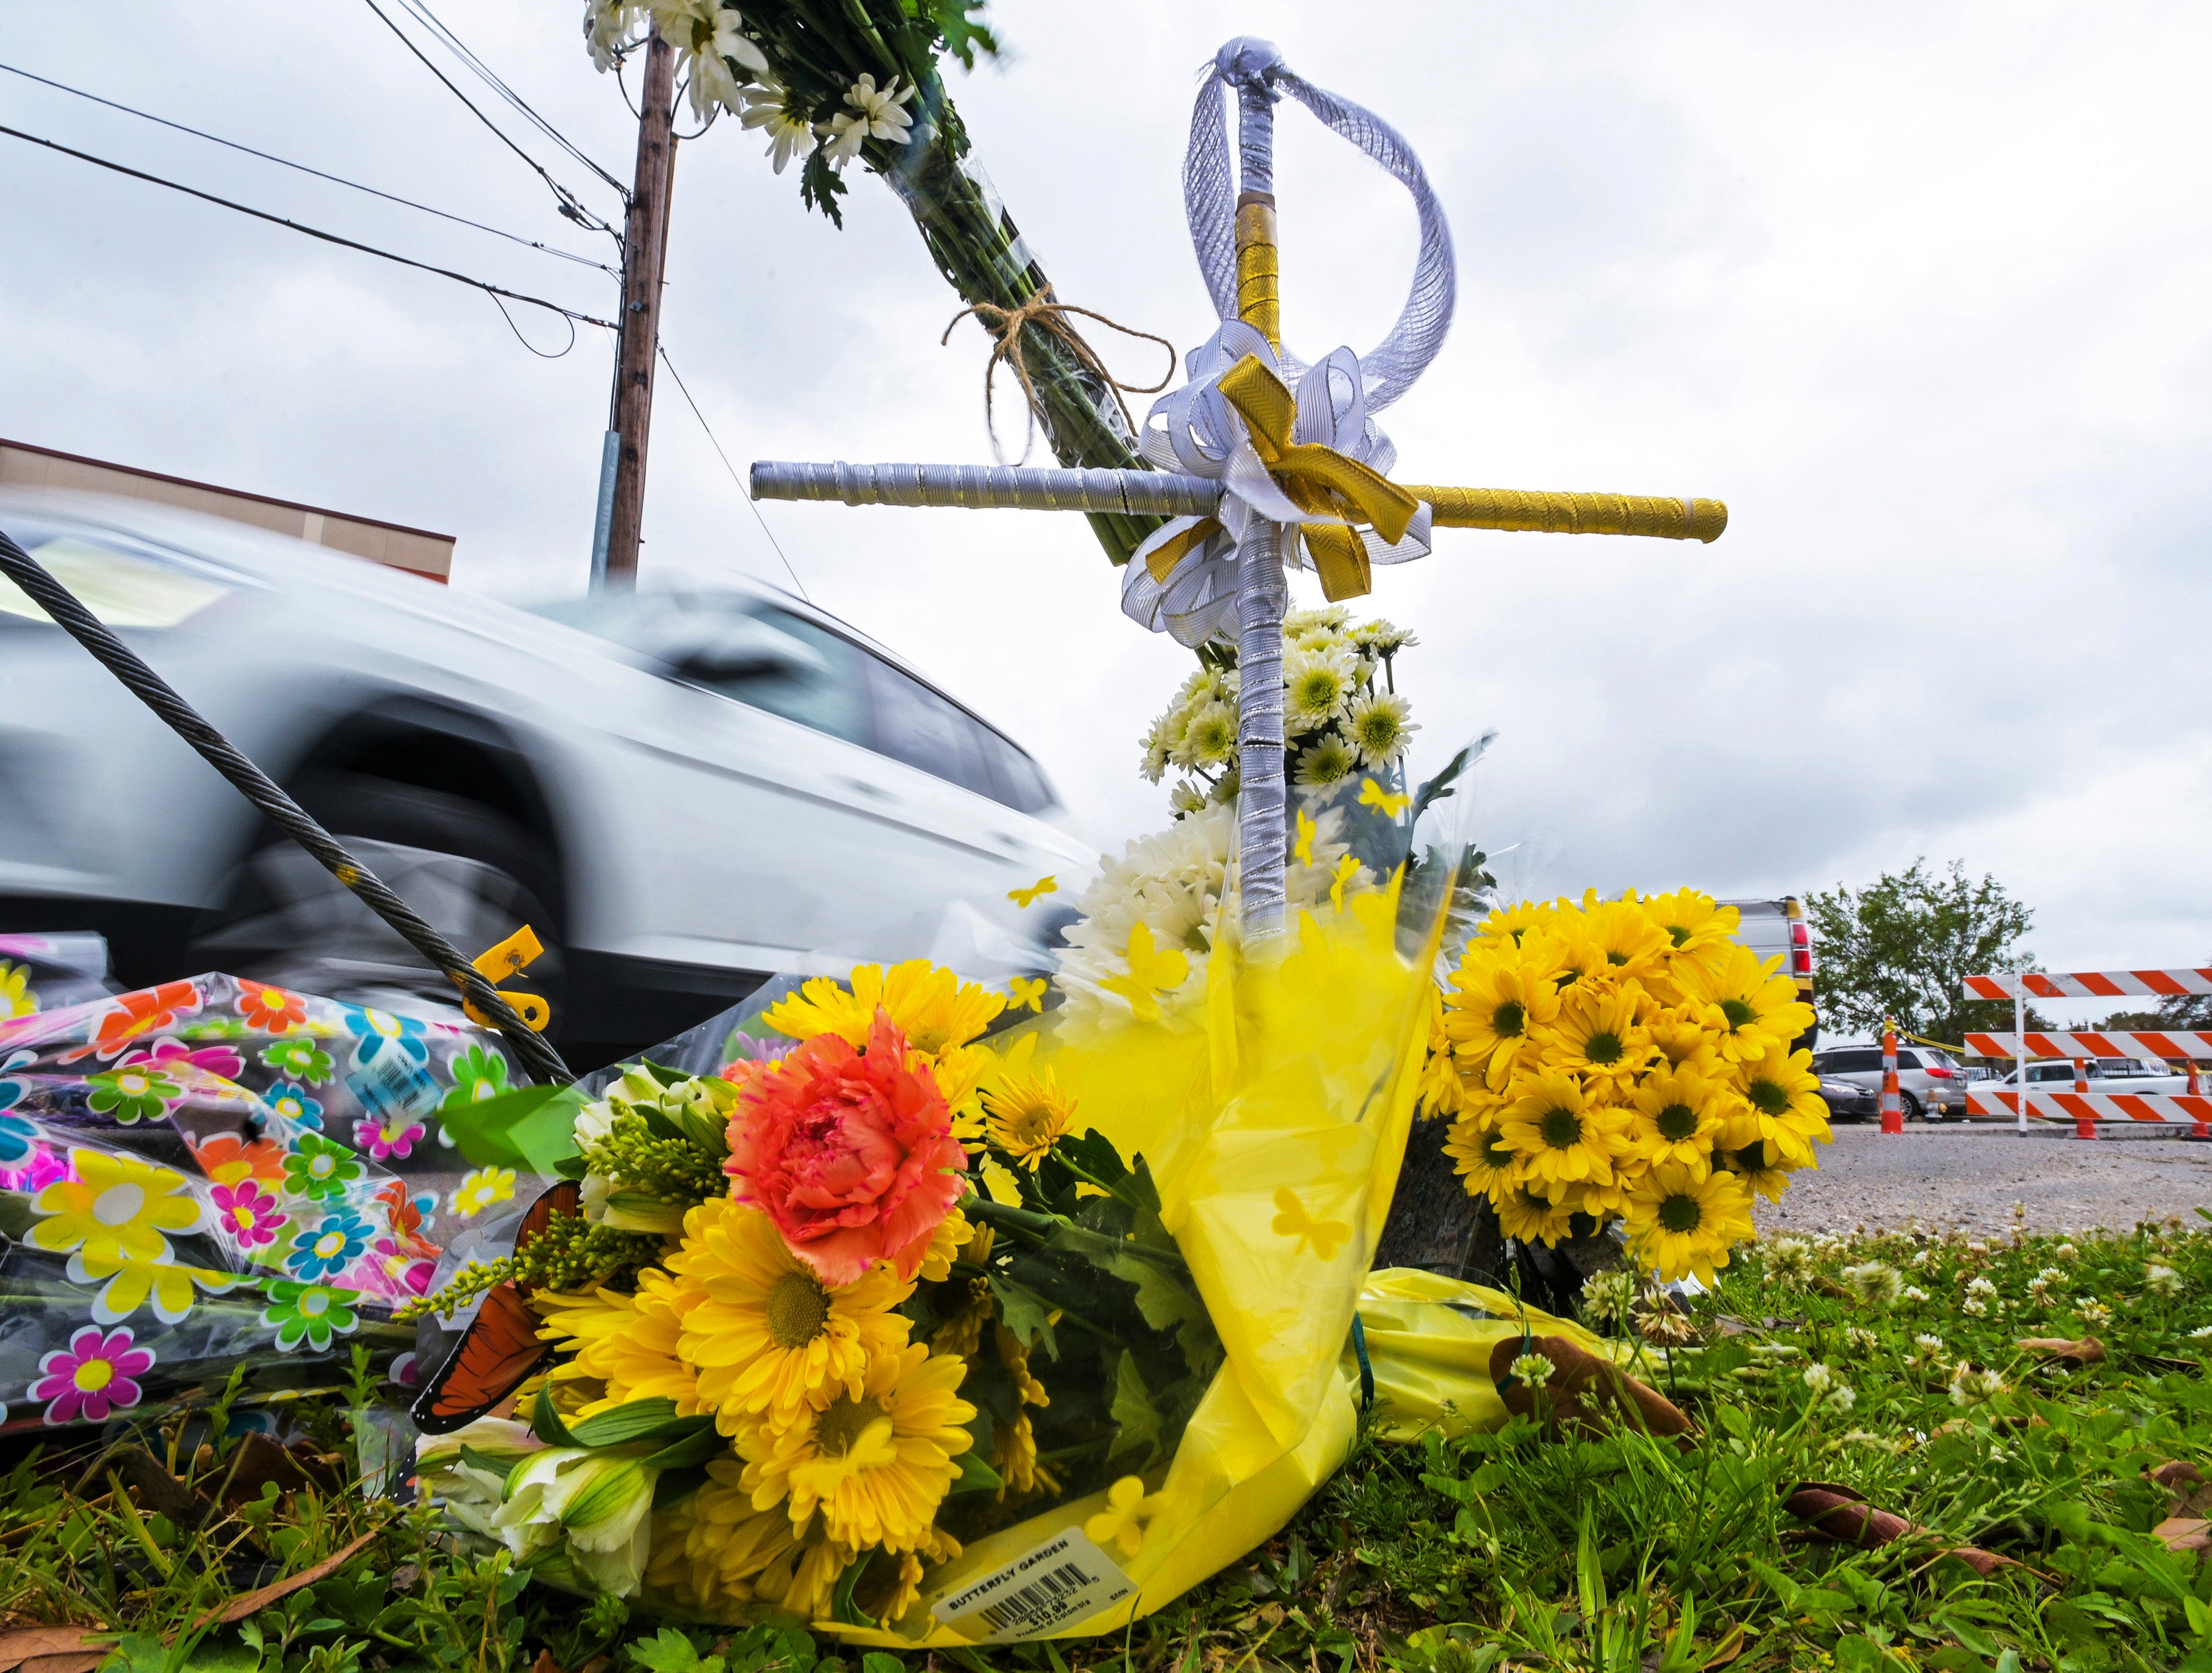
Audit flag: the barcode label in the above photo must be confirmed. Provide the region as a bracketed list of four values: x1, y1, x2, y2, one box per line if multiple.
[930, 1528, 1136, 1643]
[345, 1050, 442, 1128]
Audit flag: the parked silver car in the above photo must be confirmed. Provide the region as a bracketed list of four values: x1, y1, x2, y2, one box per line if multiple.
[1810, 1042, 1966, 1120]
[0, 489, 1094, 1068]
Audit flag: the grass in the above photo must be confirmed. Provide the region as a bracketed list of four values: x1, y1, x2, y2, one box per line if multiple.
[4, 1217, 2208, 1673]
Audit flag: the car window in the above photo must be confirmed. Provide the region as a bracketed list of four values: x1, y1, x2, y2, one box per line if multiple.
[1894, 1049, 1921, 1069]
[726, 606, 871, 745]
[973, 725, 1057, 815]
[862, 655, 996, 799]
[1816, 1048, 1881, 1073]
[2028, 1063, 2072, 1082]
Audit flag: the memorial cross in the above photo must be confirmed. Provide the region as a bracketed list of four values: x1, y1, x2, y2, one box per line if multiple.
[751, 39, 1726, 945]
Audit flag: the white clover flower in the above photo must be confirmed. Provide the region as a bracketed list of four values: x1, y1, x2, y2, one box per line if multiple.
[2187, 1324, 2212, 1340]
[1581, 1268, 1636, 1327]
[1902, 1285, 1930, 1303]
[2145, 1265, 2183, 1297]
[1842, 1261, 1905, 1307]
[1961, 1298, 1988, 1317]
[1964, 1276, 1997, 1300]
[1966, 1241, 1989, 1255]
[2036, 1267, 2066, 1284]
[1766, 1237, 1816, 1283]
[2027, 1278, 2053, 1306]
[2076, 1298, 2112, 1328]
[1844, 1326, 1880, 1353]
[1910, 1248, 1933, 1267]
[1824, 1385, 1857, 1414]
[1910, 1333, 1947, 1367]
[2054, 1243, 2078, 1262]
[1507, 1352, 1556, 1389]
[1948, 1365, 2008, 1407]
[1802, 1362, 1838, 1395]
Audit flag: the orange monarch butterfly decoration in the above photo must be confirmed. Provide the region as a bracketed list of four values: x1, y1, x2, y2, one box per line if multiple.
[410, 1180, 577, 1433]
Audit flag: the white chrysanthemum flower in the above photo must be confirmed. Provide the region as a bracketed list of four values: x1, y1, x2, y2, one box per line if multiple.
[1507, 1352, 1556, 1389]
[1168, 782, 1207, 816]
[820, 72, 914, 166]
[1183, 701, 1237, 767]
[1344, 690, 1416, 768]
[1138, 721, 1171, 785]
[1801, 1362, 1837, 1395]
[1052, 803, 1368, 1029]
[1293, 734, 1356, 790]
[582, 0, 644, 72]
[2145, 1264, 2183, 1296]
[1348, 618, 1417, 653]
[1284, 605, 1352, 637]
[1948, 1364, 2007, 1406]
[1842, 1261, 1904, 1307]
[1283, 651, 1354, 732]
[740, 84, 815, 173]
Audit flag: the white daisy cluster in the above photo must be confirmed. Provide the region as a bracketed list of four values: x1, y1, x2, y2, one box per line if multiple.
[1139, 608, 1418, 813]
[581, 1, 914, 172]
[1051, 802, 1369, 1029]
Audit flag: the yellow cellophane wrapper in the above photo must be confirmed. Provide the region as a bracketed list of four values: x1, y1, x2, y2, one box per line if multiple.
[824, 900, 1441, 1648]
[1343, 1268, 1624, 1441]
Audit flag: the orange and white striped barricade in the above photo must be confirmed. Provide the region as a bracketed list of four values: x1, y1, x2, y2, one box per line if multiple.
[1964, 970, 2212, 1138]
[1964, 969, 2212, 1002]
[1879, 1020, 1903, 1135]
[1966, 1085, 2212, 1127]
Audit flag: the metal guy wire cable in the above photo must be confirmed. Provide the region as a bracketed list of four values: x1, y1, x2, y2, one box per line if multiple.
[0, 526, 575, 1088]
[0, 60, 616, 274]
[0, 123, 617, 336]
[658, 345, 812, 602]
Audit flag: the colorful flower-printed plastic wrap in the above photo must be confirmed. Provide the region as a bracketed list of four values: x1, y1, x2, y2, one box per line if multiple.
[411, 790, 1472, 1647]
[0, 972, 532, 1433]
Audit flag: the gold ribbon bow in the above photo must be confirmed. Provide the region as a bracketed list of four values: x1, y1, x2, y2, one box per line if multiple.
[1144, 353, 1422, 602]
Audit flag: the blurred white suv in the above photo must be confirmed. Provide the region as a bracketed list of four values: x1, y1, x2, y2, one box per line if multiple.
[0, 489, 1092, 1068]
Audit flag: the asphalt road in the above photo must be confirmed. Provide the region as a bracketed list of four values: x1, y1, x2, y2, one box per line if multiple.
[1754, 1120, 2212, 1239]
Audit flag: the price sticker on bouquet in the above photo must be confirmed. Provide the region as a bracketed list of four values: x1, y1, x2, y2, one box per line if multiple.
[930, 1528, 1137, 1644]
[346, 1050, 443, 1130]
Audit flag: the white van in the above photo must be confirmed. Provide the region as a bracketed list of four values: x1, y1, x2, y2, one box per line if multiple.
[1723, 897, 1818, 1053]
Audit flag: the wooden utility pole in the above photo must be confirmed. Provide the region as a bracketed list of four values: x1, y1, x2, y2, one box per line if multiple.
[600, 27, 678, 588]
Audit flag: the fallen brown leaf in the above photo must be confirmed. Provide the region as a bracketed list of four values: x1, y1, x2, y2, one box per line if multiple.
[20, 1655, 105, 1673]
[1487, 1335, 1694, 1444]
[192, 1526, 384, 1630]
[215, 1435, 344, 1509]
[69, 1445, 209, 1530]
[2153, 1517, 2211, 1558]
[1781, 1481, 2051, 1582]
[0, 1629, 114, 1673]
[2014, 1336, 2105, 1366]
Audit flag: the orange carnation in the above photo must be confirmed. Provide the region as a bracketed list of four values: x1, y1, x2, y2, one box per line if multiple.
[725, 1009, 966, 1287]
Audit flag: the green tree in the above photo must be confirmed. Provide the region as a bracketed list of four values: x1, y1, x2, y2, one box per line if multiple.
[1804, 860, 2040, 1047]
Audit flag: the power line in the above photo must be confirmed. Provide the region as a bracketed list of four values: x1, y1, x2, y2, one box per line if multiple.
[0, 60, 616, 275]
[385, 0, 625, 196]
[658, 344, 813, 602]
[0, 122, 617, 343]
[358, 0, 622, 245]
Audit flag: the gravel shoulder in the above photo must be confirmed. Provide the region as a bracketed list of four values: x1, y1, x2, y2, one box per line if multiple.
[1755, 1120, 2212, 1239]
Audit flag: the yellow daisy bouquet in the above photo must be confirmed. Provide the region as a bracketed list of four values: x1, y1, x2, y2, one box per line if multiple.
[1436, 889, 1826, 1283]
[417, 851, 1448, 1646]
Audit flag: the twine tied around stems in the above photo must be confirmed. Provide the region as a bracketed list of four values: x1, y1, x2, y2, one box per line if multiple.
[942, 285, 1177, 465]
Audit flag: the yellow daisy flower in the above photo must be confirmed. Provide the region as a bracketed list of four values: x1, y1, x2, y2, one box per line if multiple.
[742, 1342, 976, 1551]
[32, 1149, 202, 1267]
[1442, 1115, 1522, 1197]
[1494, 1183, 1576, 1245]
[1544, 982, 1653, 1091]
[1641, 888, 1741, 954]
[1498, 1070, 1633, 1188]
[1443, 950, 1562, 1091]
[647, 1460, 799, 1610]
[1726, 1049, 1829, 1166]
[763, 959, 1006, 1054]
[752, 1527, 858, 1620]
[915, 1202, 978, 1282]
[1623, 1164, 1755, 1284]
[1624, 1065, 1731, 1175]
[535, 1268, 702, 1417]
[1677, 943, 1815, 1065]
[667, 1198, 912, 1425]
[1645, 1005, 1723, 1074]
[981, 1066, 1077, 1169]
[1582, 896, 1672, 983]
[1473, 900, 1551, 948]
[1717, 1138, 1800, 1202]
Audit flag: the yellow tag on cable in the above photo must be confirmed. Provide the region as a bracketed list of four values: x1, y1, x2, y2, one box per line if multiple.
[459, 924, 551, 1032]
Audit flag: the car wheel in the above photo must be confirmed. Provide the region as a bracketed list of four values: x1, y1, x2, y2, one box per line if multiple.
[189, 771, 567, 1040]
[1902, 1091, 1927, 1122]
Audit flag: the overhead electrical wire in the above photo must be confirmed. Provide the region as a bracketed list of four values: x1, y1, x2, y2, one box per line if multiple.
[0, 122, 617, 349]
[383, 0, 625, 195]
[658, 344, 813, 602]
[358, 0, 623, 245]
[0, 60, 616, 275]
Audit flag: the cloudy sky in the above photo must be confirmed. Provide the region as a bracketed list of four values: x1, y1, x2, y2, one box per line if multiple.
[4, 1, 2209, 1004]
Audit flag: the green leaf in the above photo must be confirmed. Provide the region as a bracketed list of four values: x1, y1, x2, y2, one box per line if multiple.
[989, 1274, 1059, 1361]
[860, 1655, 905, 1673]
[640, 1427, 728, 1471]
[439, 1082, 588, 1174]
[830, 1551, 877, 1628]
[626, 1627, 721, 1673]
[1108, 1350, 1164, 1465]
[531, 1385, 577, 1449]
[951, 1450, 1004, 1496]
[567, 1397, 709, 1448]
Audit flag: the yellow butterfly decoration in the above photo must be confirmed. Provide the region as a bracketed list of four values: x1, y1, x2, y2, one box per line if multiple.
[1099, 921, 1190, 1023]
[1293, 807, 1317, 869]
[1270, 1186, 1350, 1260]
[1006, 975, 1048, 1012]
[1329, 854, 1362, 912]
[1357, 778, 1413, 819]
[1008, 875, 1058, 908]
